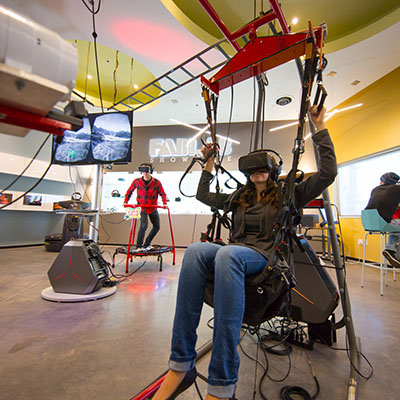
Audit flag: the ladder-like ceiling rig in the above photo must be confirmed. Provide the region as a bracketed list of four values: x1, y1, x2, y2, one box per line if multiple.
[108, 37, 234, 111]
[109, 0, 290, 112]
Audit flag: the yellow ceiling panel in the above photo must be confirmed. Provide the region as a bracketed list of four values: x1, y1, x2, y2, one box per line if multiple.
[72, 40, 161, 111]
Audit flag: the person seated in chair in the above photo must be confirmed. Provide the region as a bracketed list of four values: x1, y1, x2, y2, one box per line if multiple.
[152, 106, 337, 400]
[365, 172, 400, 268]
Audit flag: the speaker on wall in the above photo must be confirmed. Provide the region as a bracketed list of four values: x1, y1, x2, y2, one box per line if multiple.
[47, 239, 109, 295]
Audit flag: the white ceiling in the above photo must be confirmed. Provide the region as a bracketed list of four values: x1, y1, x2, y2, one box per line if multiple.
[1, 0, 400, 127]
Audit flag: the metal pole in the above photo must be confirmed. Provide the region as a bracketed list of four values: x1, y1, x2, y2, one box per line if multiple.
[88, 164, 102, 242]
[252, 75, 265, 151]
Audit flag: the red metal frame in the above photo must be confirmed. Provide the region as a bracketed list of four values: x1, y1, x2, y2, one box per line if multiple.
[201, 30, 322, 95]
[305, 198, 325, 208]
[130, 374, 167, 400]
[0, 104, 70, 136]
[198, 0, 241, 51]
[269, 0, 291, 34]
[124, 204, 176, 273]
[199, 0, 323, 95]
[199, 0, 289, 48]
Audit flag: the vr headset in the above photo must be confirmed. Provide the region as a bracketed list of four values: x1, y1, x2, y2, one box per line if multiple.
[238, 150, 282, 181]
[138, 164, 153, 174]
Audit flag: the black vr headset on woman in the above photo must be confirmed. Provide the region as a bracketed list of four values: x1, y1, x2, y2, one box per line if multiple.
[238, 149, 282, 181]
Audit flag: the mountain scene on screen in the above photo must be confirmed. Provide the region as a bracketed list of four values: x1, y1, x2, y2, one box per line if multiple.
[92, 113, 131, 162]
[55, 118, 91, 163]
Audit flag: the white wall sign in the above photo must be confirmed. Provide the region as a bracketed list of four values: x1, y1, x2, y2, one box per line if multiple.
[149, 137, 234, 162]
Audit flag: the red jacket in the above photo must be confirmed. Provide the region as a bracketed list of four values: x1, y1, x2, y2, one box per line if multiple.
[124, 177, 167, 214]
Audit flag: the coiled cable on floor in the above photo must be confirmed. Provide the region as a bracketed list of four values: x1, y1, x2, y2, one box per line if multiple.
[280, 351, 320, 400]
[280, 378, 319, 400]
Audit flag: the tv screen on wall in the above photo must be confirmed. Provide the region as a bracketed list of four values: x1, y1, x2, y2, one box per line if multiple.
[0, 193, 13, 205]
[23, 194, 43, 206]
[52, 111, 133, 165]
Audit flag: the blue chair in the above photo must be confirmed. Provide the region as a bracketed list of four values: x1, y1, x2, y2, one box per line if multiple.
[361, 209, 400, 295]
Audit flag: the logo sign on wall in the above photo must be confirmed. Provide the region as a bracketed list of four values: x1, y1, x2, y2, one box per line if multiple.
[149, 137, 234, 163]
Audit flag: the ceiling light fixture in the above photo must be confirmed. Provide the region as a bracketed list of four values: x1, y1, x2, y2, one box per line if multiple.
[324, 102, 363, 121]
[291, 17, 299, 25]
[187, 124, 209, 144]
[275, 95, 293, 106]
[216, 134, 240, 144]
[269, 120, 298, 132]
[87, 74, 93, 79]
[170, 118, 240, 145]
[170, 118, 207, 132]
[2, 7, 27, 23]
[304, 132, 312, 140]
[269, 103, 363, 132]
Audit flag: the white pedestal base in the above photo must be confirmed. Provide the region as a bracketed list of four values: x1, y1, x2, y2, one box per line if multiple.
[41, 286, 117, 303]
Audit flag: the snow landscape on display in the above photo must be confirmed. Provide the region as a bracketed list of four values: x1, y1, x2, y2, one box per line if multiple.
[54, 113, 132, 164]
[55, 118, 91, 163]
[91, 113, 131, 162]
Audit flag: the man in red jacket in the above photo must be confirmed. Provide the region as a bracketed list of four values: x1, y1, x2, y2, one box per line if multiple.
[124, 163, 168, 251]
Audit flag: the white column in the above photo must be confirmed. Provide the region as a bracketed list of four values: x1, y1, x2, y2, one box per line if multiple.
[88, 164, 103, 241]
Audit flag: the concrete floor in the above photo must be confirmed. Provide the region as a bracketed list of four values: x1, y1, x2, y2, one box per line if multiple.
[0, 245, 399, 400]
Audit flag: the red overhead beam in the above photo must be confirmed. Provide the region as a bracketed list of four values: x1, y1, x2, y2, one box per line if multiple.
[0, 104, 70, 136]
[230, 11, 278, 42]
[199, 0, 324, 95]
[201, 28, 323, 95]
[199, 0, 292, 51]
[198, 0, 241, 51]
[269, 0, 290, 34]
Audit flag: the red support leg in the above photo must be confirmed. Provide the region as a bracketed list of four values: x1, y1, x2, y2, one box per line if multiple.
[166, 208, 176, 265]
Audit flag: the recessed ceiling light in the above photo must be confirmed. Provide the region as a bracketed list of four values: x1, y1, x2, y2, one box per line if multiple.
[351, 80, 361, 86]
[133, 84, 139, 89]
[275, 96, 293, 106]
[171, 99, 178, 104]
[291, 17, 299, 25]
[270, 103, 363, 132]
[87, 74, 92, 79]
[327, 71, 337, 77]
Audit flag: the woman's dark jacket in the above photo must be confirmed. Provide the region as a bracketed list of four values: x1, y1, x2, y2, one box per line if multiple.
[196, 129, 337, 259]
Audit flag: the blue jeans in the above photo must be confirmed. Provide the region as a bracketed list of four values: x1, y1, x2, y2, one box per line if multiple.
[169, 242, 267, 398]
[136, 210, 160, 247]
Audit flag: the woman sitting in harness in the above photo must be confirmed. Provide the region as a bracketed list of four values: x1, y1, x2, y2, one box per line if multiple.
[153, 105, 337, 400]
